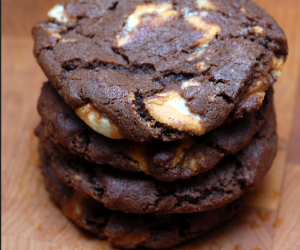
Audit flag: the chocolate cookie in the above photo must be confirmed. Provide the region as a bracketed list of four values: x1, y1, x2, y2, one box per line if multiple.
[35, 109, 277, 214]
[40, 156, 242, 249]
[38, 82, 274, 182]
[32, 0, 287, 141]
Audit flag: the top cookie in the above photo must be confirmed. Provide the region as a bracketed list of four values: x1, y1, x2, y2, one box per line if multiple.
[32, 0, 287, 141]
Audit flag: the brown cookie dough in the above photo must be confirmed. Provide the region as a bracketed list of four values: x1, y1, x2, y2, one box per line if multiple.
[40, 156, 242, 249]
[35, 109, 277, 214]
[32, 0, 287, 141]
[38, 82, 274, 182]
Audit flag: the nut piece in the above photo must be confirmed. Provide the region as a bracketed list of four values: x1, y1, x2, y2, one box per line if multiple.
[252, 92, 265, 106]
[181, 154, 205, 171]
[48, 4, 70, 23]
[196, 0, 216, 10]
[144, 91, 205, 135]
[117, 3, 178, 46]
[271, 56, 284, 77]
[47, 31, 61, 40]
[73, 175, 81, 181]
[75, 103, 123, 139]
[62, 193, 82, 220]
[240, 7, 246, 13]
[247, 77, 270, 95]
[241, 92, 266, 110]
[106, 232, 150, 248]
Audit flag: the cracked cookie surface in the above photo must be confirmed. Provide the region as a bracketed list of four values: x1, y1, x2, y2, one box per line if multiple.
[40, 156, 242, 249]
[37, 82, 274, 182]
[36, 108, 277, 214]
[32, 0, 287, 141]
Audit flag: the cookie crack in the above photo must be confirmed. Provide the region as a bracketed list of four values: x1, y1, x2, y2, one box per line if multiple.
[111, 48, 130, 65]
[153, 72, 197, 87]
[108, 1, 118, 11]
[216, 93, 234, 104]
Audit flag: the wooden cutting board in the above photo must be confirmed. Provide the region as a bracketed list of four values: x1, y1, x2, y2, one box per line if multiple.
[2, 0, 300, 249]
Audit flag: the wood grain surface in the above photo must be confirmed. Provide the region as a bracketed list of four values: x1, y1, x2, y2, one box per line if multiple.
[2, 0, 300, 249]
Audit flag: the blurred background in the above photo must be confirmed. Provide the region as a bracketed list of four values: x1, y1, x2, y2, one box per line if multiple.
[2, 0, 300, 249]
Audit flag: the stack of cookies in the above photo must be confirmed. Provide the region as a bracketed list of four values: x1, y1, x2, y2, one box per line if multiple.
[32, 0, 288, 248]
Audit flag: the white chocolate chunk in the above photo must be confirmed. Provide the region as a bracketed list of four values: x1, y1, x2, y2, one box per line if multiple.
[209, 95, 216, 101]
[240, 7, 246, 13]
[186, 15, 220, 47]
[117, 3, 178, 46]
[239, 91, 266, 113]
[184, 11, 219, 62]
[169, 138, 193, 168]
[243, 55, 285, 108]
[45, 22, 62, 40]
[48, 4, 69, 23]
[187, 44, 208, 61]
[273, 70, 281, 77]
[199, 11, 209, 17]
[126, 4, 172, 29]
[125, 143, 150, 174]
[183, 8, 208, 18]
[144, 91, 205, 135]
[61, 38, 77, 43]
[180, 8, 215, 61]
[196, 0, 216, 10]
[75, 103, 123, 139]
[247, 56, 284, 99]
[181, 79, 201, 89]
[273, 70, 282, 77]
[46, 23, 61, 32]
[246, 57, 284, 97]
[196, 61, 209, 71]
[253, 26, 264, 34]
